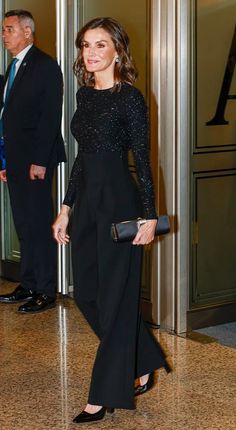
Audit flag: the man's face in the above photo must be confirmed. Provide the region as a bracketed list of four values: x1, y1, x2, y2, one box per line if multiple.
[2, 16, 31, 55]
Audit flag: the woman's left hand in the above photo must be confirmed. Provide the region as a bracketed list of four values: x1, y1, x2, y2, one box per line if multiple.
[132, 219, 157, 245]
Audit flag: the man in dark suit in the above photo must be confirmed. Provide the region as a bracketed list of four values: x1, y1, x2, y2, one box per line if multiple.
[0, 10, 66, 313]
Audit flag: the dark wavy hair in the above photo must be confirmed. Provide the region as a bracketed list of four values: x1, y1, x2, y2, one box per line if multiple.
[73, 17, 138, 91]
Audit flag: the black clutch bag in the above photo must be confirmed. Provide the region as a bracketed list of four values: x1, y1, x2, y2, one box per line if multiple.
[111, 215, 170, 242]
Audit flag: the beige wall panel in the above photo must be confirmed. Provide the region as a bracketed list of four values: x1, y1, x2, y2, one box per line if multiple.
[6, 0, 56, 57]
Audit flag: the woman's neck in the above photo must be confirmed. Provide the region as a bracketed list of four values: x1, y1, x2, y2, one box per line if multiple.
[94, 72, 114, 90]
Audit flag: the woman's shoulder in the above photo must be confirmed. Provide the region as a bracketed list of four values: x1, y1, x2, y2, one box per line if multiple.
[121, 83, 144, 97]
[76, 85, 87, 95]
[120, 83, 147, 109]
[75, 85, 90, 102]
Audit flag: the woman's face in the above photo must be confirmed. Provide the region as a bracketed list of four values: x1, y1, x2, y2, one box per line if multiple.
[82, 28, 118, 75]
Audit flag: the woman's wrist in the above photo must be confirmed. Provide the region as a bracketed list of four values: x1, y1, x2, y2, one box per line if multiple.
[60, 204, 71, 216]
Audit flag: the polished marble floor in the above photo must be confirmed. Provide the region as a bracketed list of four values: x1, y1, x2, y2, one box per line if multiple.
[0, 279, 236, 430]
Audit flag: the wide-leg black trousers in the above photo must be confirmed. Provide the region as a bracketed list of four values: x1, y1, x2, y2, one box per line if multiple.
[72, 153, 166, 409]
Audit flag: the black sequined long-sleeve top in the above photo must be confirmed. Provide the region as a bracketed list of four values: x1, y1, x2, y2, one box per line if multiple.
[63, 83, 157, 219]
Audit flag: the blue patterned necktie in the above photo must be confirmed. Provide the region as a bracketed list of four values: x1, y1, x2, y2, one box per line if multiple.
[5, 58, 19, 101]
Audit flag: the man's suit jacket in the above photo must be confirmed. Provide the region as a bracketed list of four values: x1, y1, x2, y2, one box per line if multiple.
[0, 75, 4, 98]
[0, 45, 66, 173]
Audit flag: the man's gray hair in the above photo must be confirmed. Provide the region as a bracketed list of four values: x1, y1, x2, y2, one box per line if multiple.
[5, 10, 35, 33]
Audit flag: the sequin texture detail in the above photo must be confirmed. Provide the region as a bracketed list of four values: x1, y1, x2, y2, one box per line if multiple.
[63, 83, 157, 219]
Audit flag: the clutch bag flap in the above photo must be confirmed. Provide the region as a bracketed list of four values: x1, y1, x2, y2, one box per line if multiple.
[111, 219, 138, 242]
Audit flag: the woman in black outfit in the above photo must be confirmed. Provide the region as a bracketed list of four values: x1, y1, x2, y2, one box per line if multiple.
[53, 17, 171, 424]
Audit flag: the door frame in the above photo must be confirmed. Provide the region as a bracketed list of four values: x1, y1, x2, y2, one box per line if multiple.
[56, 0, 78, 294]
[149, 0, 190, 333]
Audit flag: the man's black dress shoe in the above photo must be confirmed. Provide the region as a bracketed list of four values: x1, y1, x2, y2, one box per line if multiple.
[0, 285, 34, 303]
[135, 362, 172, 397]
[73, 407, 114, 424]
[18, 294, 56, 314]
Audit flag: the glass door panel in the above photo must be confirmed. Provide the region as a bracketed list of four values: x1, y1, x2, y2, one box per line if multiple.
[191, 0, 236, 315]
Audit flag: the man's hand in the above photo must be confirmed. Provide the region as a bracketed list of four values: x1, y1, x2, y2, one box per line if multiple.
[29, 164, 46, 180]
[0, 170, 7, 182]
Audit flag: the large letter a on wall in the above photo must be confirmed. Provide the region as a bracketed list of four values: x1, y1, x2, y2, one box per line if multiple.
[206, 26, 236, 126]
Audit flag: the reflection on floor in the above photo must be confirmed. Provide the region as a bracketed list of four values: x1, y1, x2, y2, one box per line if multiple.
[195, 322, 236, 349]
[0, 279, 236, 430]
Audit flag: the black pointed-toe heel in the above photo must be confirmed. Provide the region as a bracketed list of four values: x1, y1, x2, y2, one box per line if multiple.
[135, 371, 155, 397]
[135, 362, 172, 397]
[73, 407, 114, 424]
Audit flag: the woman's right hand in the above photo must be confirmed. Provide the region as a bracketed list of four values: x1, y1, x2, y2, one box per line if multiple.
[52, 205, 71, 245]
